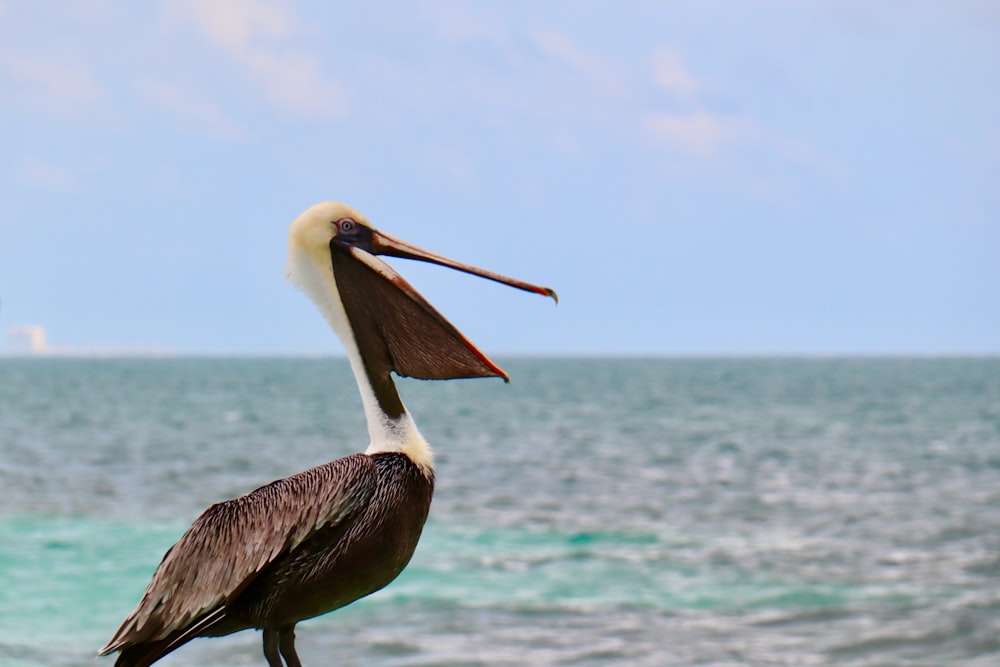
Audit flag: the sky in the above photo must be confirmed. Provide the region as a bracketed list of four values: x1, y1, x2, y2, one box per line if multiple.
[1, 1, 998, 356]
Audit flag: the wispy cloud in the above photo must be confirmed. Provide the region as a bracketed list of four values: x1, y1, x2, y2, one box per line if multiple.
[530, 28, 629, 101]
[423, 1, 509, 47]
[420, 14, 753, 166]
[643, 111, 759, 158]
[0, 1, 345, 137]
[641, 44, 758, 159]
[16, 156, 86, 193]
[170, 0, 296, 49]
[652, 48, 700, 100]
[135, 79, 247, 141]
[0, 53, 109, 119]
[166, 0, 347, 118]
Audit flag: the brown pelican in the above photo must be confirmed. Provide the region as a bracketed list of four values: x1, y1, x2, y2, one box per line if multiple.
[99, 202, 556, 667]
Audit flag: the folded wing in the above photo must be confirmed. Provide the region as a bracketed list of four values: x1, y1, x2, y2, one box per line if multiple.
[100, 453, 376, 654]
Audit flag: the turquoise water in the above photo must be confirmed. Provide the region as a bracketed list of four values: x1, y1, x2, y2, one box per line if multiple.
[1, 357, 999, 666]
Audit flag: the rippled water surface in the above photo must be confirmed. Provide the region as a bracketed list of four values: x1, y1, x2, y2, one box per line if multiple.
[1, 357, 999, 666]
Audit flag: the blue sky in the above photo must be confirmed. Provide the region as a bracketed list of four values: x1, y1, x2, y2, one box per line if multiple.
[1, 1, 998, 355]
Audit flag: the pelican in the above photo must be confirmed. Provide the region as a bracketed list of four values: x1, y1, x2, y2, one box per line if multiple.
[99, 202, 556, 667]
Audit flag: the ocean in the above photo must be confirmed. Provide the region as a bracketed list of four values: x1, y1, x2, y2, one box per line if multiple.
[1, 357, 998, 666]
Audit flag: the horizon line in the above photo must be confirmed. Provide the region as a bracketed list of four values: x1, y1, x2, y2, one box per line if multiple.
[1, 351, 998, 360]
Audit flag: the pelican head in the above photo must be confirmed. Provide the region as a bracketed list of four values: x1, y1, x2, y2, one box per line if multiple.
[287, 201, 556, 386]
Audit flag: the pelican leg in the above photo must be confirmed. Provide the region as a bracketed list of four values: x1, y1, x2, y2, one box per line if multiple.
[263, 628, 283, 667]
[278, 626, 303, 667]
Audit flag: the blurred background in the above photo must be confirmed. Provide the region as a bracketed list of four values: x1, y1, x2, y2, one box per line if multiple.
[1, 3, 999, 667]
[1, 0, 997, 356]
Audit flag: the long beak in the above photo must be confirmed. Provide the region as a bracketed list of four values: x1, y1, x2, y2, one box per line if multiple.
[369, 230, 559, 304]
[330, 228, 556, 383]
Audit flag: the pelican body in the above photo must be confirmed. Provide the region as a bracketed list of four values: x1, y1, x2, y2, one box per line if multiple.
[100, 202, 556, 667]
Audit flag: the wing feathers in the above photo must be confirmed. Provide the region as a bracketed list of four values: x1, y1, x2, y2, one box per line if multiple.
[101, 453, 376, 654]
[110, 607, 226, 667]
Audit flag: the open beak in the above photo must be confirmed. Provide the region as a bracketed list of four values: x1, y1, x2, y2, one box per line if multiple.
[329, 229, 556, 383]
[369, 230, 558, 303]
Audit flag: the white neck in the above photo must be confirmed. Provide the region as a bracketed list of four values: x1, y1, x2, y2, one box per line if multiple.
[287, 246, 434, 475]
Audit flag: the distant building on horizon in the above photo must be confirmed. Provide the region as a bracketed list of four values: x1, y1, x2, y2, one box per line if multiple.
[7, 325, 48, 354]
[4, 324, 173, 357]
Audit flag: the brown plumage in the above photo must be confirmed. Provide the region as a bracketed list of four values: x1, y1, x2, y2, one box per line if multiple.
[99, 202, 555, 666]
[103, 453, 432, 667]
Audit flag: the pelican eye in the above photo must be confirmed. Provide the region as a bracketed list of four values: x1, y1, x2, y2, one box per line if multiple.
[331, 218, 375, 251]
